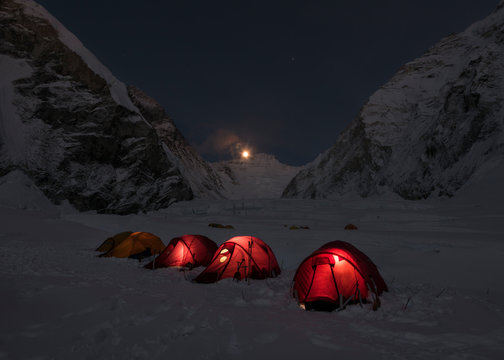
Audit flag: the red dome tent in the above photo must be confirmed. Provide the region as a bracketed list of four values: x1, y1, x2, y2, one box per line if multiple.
[194, 236, 281, 283]
[293, 241, 387, 311]
[144, 235, 217, 269]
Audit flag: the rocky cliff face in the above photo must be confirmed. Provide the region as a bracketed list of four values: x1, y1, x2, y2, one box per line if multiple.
[283, 2, 504, 200]
[0, 0, 193, 213]
[127, 86, 225, 199]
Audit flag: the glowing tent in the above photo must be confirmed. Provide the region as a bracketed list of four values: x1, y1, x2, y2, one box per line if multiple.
[292, 241, 387, 311]
[194, 236, 281, 283]
[99, 232, 165, 259]
[96, 231, 133, 252]
[144, 235, 217, 269]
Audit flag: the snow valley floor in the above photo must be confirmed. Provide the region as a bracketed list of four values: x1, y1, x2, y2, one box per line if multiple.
[1, 197, 504, 359]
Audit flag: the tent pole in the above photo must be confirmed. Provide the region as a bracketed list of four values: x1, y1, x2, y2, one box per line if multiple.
[337, 294, 354, 311]
[247, 238, 252, 284]
[329, 264, 342, 309]
[357, 285, 363, 307]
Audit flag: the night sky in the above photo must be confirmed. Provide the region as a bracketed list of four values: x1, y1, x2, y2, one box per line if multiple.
[37, 0, 499, 165]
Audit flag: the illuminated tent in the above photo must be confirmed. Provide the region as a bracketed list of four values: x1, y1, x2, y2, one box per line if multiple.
[144, 235, 217, 269]
[96, 231, 133, 252]
[194, 236, 281, 283]
[99, 232, 165, 259]
[292, 241, 387, 311]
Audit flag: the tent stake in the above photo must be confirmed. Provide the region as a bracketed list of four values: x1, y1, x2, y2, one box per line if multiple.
[404, 295, 413, 310]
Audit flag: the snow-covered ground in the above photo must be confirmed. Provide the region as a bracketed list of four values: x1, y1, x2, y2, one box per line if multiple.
[1, 182, 503, 359]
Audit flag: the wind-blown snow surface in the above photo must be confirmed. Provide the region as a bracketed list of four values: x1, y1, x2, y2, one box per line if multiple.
[1, 190, 504, 359]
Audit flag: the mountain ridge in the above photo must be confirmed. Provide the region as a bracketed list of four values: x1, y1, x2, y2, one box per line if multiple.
[283, 2, 504, 201]
[0, 0, 222, 213]
[213, 153, 302, 199]
[127, 85, 226, 199]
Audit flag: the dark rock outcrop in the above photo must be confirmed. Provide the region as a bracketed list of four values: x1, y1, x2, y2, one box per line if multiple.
[0, 0, 193, 213]
[127, 85, 225, 199]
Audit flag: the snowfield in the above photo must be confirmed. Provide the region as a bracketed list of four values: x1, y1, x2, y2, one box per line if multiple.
[1, 189, 504, 359]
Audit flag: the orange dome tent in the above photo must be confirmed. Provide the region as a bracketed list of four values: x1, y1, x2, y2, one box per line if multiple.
[194, 236, 281, 283]
[144, 235, 217, 269]
[293, 241, 387, 311]
[99, 232, 165, 259]
[96, 231, 133, 252]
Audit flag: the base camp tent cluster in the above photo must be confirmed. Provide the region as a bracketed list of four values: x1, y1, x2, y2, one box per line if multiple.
[96, 233, 387, 311]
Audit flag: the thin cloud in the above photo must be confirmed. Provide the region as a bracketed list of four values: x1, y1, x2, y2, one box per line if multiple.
[197, 129, 244, 160]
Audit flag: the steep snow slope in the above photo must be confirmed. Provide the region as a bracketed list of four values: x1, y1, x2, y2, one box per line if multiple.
[284, 2, 504, 200]
[0, 169, 57, 213]
[213, 153, 301, 199]
[127, 86, 225, 199]
[0, 0, 196, 213]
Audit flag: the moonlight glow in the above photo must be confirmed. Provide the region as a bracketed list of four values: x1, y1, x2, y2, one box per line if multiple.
[242, 150, 250, 159]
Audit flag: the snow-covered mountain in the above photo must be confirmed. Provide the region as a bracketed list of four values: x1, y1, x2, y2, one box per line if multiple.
[213, 153, 301, 199]
[283, 2, 504, 200]
[0, 0, 222, 213]
[127, 86, 225, 199]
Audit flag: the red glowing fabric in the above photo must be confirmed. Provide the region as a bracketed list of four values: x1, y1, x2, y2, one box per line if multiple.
[144, 235, 217, 269]
[293, 241, 387, 306]
[194, 236, 281, 283]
